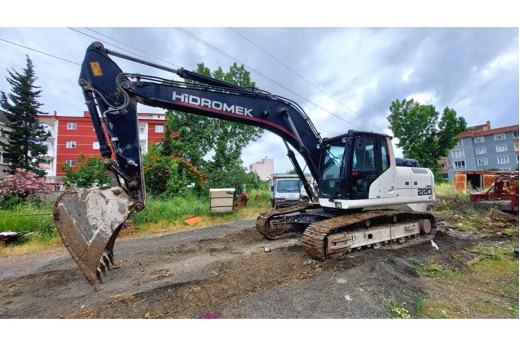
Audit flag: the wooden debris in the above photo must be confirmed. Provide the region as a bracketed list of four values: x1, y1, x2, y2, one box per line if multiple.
[467, 254, 486, 266]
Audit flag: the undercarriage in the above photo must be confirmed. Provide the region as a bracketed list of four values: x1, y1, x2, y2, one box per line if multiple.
[256, 205, 437, 260]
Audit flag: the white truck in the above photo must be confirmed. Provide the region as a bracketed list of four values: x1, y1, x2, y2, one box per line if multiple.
[270, 173, 309, 208]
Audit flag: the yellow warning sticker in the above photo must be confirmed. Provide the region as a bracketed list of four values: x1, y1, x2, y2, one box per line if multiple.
[90, 62, 103, 76]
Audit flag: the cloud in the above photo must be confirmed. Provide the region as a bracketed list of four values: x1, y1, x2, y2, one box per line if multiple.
[1, 27, 518, 174]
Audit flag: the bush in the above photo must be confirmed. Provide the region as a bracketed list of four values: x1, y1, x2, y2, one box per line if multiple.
[130, 195, 209, 225]
[61, 154, 111, 188]
[0, 168, 52, 209]
[143, 145, 206, 197]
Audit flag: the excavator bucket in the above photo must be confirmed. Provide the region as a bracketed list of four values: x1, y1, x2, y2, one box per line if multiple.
[53, 185, 135, 288]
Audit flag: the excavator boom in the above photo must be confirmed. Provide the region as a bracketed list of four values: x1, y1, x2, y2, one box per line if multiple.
[55, 42, 323, 287]
[55, 42, 437, 288]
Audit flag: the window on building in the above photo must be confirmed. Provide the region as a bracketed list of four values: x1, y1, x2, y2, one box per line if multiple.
[0, 152, 11, 164]
[155, 125, 164, 133]
[515, 143, 519, 151]
[496, 144, 507, 152]
[475, 147, 486, 155]
[513, 130, 519, 139]
[474, 136, 485, 143]
[477, 158, 488, 166]
[66, 140, 77, 148]
[93, 141, 100, 149]
[139, 125, 146, 135]
[494, 133, 506, 141]
[65, 159, 76, 167]
[452, 149, 464, 159]
[497, 156, 509, 164]
[67, 122, 77, 130]
[454, 161, 466, 170]
[454, 139, 463, 148]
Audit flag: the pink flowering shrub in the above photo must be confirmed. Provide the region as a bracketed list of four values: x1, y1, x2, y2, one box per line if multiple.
[0, 168, 52, 209]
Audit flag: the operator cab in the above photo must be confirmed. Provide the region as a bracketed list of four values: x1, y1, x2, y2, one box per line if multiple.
[318, 130, 391, 201]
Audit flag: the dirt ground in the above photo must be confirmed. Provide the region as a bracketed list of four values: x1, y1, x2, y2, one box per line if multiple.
[0, 206, 518, 322]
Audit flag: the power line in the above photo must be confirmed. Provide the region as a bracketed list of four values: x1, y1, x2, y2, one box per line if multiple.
[175, 27, 364, 131]
[229, 28, 381, 131]
[0, 38, 80, 65]
[1, 30, 361, 138]
[82, 28, 181, 69]
[67, 27, 180, 70]
[69, 27, 364, 132]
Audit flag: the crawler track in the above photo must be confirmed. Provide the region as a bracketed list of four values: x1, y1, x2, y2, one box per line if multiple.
[303, 210, 437, 260]
[256, 204, 317, 239]
[256, 205, 437, 260]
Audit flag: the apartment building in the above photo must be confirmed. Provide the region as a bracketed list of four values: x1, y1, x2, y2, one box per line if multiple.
[38, 111, 167, 178]
[444, 121, 519, 181]
[249, 158, 274, 181]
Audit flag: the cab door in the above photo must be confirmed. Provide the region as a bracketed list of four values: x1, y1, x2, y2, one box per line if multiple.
[349, 135, 391, 200]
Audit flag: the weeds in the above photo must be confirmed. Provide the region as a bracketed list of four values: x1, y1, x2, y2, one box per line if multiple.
[413, 297, 425, 314]
[502, 226, 518, 236]
[416, 243, 519, 319]
[412, 260, 464, 283]
[1, 188, 273, 255]
[387, 297, 410, 319]
[0, 202, 57, 244]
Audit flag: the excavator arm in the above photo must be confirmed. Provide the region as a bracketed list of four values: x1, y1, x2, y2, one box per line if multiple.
[54, 42, 323, 287]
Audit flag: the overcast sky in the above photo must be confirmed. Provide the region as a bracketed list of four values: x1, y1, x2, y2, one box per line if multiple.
[1, 3, 519, 175]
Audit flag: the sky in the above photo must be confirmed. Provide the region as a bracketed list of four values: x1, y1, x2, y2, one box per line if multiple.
[0, 2, 519, 176]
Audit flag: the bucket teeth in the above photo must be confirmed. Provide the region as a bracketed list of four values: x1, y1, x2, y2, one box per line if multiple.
[53, 185, 134, 288]
[96, 268, 104, 283]
[101, 251, 113, 270]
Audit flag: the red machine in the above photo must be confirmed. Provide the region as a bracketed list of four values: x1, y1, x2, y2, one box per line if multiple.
[470, 173, 519, 212]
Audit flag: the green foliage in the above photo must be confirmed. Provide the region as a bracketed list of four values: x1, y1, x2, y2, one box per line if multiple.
[0, 55, 49, 177]
[413, 260, 464, 283]
[413, 297, 425, 314]
[0, 202, 56, 244]
[205, 165, 263, 194]
[61, 154, 111, 188]
[387, 297, 411, 319]
[387, 99, 466, 176]
[0, 168, 51, 209]
[142, 145, 205, 197]
[130, 195, 209, 225]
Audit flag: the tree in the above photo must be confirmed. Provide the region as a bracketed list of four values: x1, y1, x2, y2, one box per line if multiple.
[162, 62, 264, 189]
[0, 56, 49, 176]
[141, 145, 205, 198]
[387, 98, 467, 176]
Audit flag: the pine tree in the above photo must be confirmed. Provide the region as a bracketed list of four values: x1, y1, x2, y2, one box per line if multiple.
[0, 55, 49, 176]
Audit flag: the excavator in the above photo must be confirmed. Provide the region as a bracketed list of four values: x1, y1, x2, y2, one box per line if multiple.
[54, 42, 437, 287]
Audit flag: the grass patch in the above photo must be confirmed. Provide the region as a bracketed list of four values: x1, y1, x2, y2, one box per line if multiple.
[502, 226, 518, 236]
[417, 244, 519, 318]
[412, 260, 464, 283]
[1, 189, 273, 255]
[387, 297, 411, 319]
[129, 188, 271, 234]
[130, 195, 210, 225]
[435, 181, 471, 200]
[0, 203, 59, 252]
